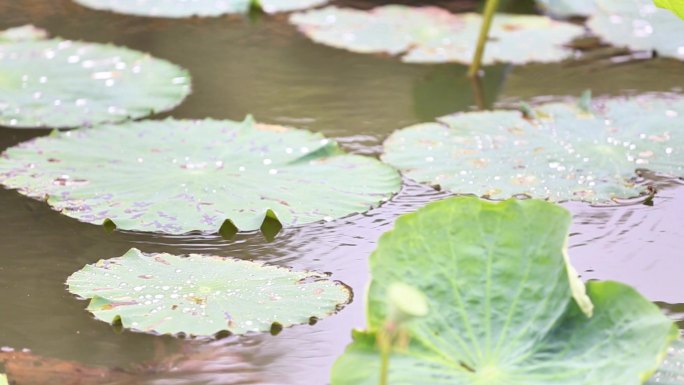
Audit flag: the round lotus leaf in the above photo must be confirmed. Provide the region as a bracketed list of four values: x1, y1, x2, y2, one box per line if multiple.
[72, 0, 329, 17]
[0, 117, 400, 234]
[0, 37, 190, 128]
[588, 0, 684, 60]
[289, 5, 584, 65]
[535, 0, 596, 17]
[382, 95, 684, 203]
[331, 197, 678, 385]
[67, 248, 351, 336]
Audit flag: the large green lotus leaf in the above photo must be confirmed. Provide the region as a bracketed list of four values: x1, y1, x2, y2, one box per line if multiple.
[647, 339, 684, 385]
[0, 37, 190, 128]
[535, 0, 596, 17]
[289, 5, 584, 65]
[72, 0, 329, 17]
[382, 96, 684, 203]
[331, 197, 678, 385]
[0, 118, 400, 234]
[67, 248, 351, 336]
[588, 0, 684, 60]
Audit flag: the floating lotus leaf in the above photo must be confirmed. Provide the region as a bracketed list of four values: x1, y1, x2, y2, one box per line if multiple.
[0, 34, 190, 128]
[289, 5, 584, 65]
[647, 339, 684, 385]
[0, 25, 48, 42]
[656, 0, 684, 20]
[72, 0, 329, 17]
[0, 118, 400, 234]
[382, 95, 684, 203]
[535, 0, 596, 17]
[588, 0, 684, 60]
[331, 197, 678, 385]
[67, 248, 351, 336]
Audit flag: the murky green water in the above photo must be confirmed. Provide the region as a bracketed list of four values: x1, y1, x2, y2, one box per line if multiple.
[0, 1, 683, 384]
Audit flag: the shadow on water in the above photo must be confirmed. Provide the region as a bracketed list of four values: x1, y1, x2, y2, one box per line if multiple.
[0, 0, 683, 384]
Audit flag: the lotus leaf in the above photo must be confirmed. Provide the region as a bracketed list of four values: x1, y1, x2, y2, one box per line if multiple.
[67, 248, 351, 336]
[0, 117, 400, 234]
[382, 95, 684, 203]
[0, 35, 190, 128]
[289, 5, 584, 65]
[0, 25, 48, 42]
[647, 339, 684, 384]
[588, 0, 684, 60]
[72, 0, 329, 17]
[331, 197, 678, 385]
[535, 0, 596, 17]
[656, 0, 684, 19]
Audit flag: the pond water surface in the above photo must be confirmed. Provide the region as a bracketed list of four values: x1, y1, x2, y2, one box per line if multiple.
[0, 1, 683, 384]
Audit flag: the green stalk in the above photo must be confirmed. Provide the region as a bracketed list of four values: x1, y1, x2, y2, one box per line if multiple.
[378, 328, 392, 385]
[379, 347, 390, 385]
[468, 0, 500, 78]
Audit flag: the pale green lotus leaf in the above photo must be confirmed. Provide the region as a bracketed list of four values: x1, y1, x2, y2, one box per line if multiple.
[647, 339, 684, 385]
[0, 118, 400, 234]
[331, 197, 678, 385]
[382, 96, 684, 203]
[536, 0, 596, 17]
[588, 0, 684, 60]
[0, 38, 190, 128]
[72, 0, 329, 17]
[289, 5, 584, 65]
[0, 25, 48, 42]
[67, 248, 351, 336]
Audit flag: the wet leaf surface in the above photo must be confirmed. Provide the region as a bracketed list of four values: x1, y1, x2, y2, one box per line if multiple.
[588, 0, 684, 61]
[0, 28, 190, 128]
[289, 5, 585, 65]
[646, 339, 684, 385]
[72, 0, 330, 17]
[0, 117, 400, 233]
[332, 197, 678, 385]
[383, 95, 684, 203]
[67, 248, 351, 336]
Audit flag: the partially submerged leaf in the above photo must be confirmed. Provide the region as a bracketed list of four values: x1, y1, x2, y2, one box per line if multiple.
[67, 248, 352, 337]
[332, 197, 678, 385]
[72, 0, 329, 17]
[289, 5, 584, 65]
[588, 0, 684, 60]
[382, 95, 684, 203]
[0, 36, 190, 128]
[0, 349, 136, 385]
[0, 118, 400, 234]
[0, 24, 48, 42]
[535, 0, 596, 18]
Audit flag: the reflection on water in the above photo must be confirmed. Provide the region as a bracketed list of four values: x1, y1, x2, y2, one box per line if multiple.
[0, 0, 683, 384]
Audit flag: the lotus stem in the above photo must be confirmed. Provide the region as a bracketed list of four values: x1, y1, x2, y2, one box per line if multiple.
[468, 0, 500, 78]
[378, 327, 392, 385]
